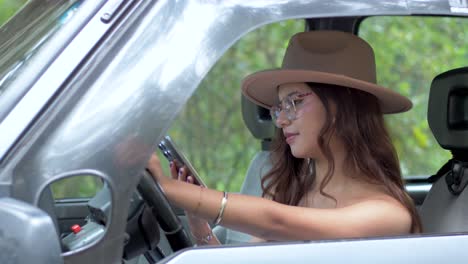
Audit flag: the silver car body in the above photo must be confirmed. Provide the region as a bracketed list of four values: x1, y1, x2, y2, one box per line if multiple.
[0, 0, 467, 263]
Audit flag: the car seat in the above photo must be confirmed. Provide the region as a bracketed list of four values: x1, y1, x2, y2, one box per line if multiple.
[213, 95, 275, 244]
[419, 67, 468, 233]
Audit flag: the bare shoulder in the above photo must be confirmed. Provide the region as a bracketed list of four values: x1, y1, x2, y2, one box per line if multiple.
[350, 194, 409, 213]
[343, 190, 413, 235]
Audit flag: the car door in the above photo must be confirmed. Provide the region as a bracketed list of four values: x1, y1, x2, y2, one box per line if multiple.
[0, 0, 163, 263]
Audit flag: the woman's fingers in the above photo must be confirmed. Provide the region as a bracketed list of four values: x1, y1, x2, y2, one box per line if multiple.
[147, 153, 164, 177]
[147, 155, 196, 187]
[169, 161, 197, 185]
[187, 176, 194, 184]
[170, 161, 189, 182]
[170, 161, 178, 180]
[147, 153, 170, 185]
[177, 166, 188, 182]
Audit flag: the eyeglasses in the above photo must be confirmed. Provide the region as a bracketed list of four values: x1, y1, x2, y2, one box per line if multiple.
[270, 92, 313, 127]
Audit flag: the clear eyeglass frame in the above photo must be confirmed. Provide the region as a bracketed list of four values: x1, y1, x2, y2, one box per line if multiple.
[270, 92, 313, 127]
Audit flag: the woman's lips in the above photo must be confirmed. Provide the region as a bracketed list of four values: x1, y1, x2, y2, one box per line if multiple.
[284, 133, 299, 144]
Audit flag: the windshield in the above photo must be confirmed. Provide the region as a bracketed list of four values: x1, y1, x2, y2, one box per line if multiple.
[0, 0, 82, 121]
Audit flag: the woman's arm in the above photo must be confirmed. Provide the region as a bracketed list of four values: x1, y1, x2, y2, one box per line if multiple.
[149, 154, 412, 241]
[163, 180, 411, 241]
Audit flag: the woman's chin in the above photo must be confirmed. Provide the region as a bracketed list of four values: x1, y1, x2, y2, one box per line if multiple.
[290, 143, 317, 159]
[290, 147, 308, 159]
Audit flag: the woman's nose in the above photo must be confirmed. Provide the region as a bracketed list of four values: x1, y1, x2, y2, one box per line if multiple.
[275, 110, 291, 128]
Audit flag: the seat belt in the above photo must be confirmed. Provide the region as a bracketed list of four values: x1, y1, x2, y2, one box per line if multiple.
[445, 159, 468, 195]
[428, 150, 468, 195]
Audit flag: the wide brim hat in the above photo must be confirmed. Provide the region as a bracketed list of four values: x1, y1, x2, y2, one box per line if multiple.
[241, 31, 412, 114]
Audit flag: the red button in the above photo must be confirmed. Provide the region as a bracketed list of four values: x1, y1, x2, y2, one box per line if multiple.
[71, 224, 82, 234]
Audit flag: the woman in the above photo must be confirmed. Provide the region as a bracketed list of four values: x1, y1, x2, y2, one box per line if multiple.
[147, 30, 422, 245]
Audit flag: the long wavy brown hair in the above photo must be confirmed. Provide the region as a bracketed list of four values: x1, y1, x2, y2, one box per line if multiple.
[261, 82, 422, 233]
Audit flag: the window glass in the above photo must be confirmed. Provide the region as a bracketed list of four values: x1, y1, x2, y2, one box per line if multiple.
[359, 16, 464, 177]
[168, 20, 304, 192]
[0, 0, 27, 25]
[168, 16, 458, 189]
[0, 0, 82, 118]
[51, 175, 104, 200]
[45, 174, 109, 252]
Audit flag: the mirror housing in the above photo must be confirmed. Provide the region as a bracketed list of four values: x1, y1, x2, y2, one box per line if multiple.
[0, 197, 63, 264]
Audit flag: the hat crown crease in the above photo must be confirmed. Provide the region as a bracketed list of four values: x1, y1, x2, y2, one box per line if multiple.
[281, 32, 377, 83]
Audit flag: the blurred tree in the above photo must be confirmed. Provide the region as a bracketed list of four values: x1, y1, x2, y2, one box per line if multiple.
[0, 0, 27, 26]
[171, 16, 458, 192]
[51, 176, 104, 199]
[169, 20, 305, 191]
[360, 16, 456, 176]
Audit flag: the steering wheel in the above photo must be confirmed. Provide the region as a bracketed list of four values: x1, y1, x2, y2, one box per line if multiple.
[137, 169, 194, 251]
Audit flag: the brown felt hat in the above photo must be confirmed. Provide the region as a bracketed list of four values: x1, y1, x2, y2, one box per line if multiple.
[241, 31, 412, 114]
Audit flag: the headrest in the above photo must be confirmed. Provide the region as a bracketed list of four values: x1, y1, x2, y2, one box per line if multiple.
[428, 67, 468, 150]
[241, 95, 275, 149]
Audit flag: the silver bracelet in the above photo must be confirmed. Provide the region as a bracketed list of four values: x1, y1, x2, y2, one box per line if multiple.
[213, 191, 228, 226]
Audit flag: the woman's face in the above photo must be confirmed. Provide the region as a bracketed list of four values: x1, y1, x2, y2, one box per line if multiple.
[275, 82, 328, 158]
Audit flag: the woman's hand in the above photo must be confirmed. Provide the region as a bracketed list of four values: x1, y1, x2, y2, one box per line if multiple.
[148, 152, 218, 244]
[146, 153, 171, 186]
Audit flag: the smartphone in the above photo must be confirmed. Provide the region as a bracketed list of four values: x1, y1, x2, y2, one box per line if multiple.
[158, 136, 206, 187]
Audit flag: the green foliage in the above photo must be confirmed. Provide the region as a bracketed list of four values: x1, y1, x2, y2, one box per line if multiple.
[51, 175, 104, 199]
[359, 16, 457, 175]
[169, 20, 305, 192]
[171, 16, 459, 192]
[0, 0, 27, 26]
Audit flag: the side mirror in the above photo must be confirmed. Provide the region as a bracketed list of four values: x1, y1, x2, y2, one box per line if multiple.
[0, 197, 63, 264]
